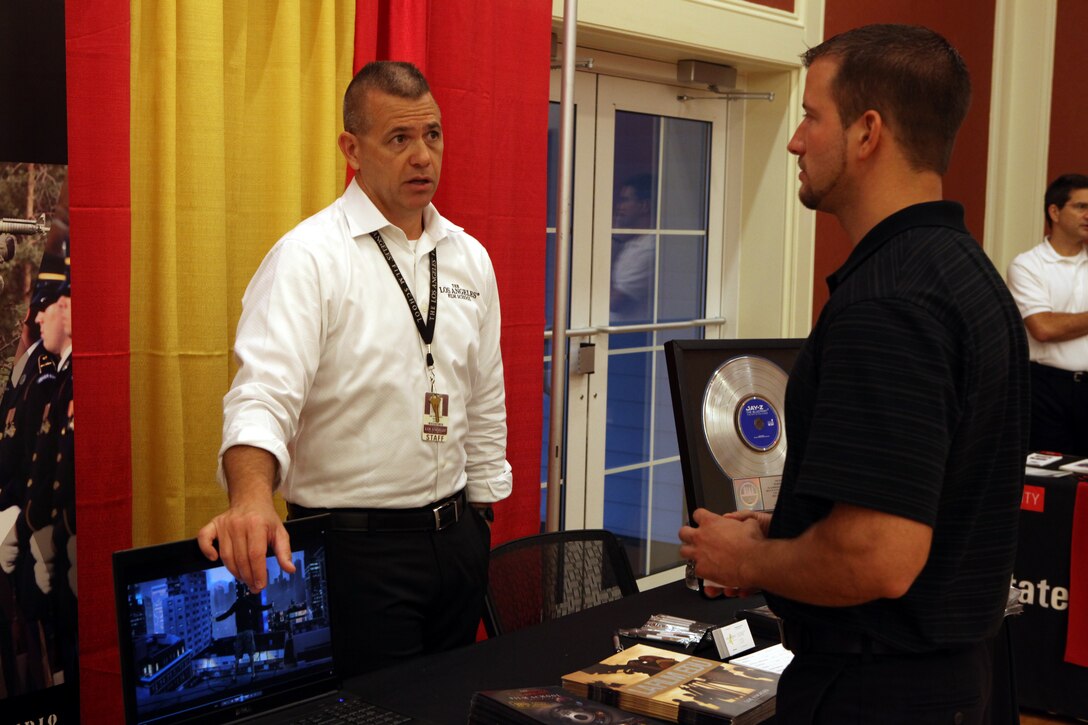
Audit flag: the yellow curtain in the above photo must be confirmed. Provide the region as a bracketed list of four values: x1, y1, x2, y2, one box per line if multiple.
[130, 0, 355, 545]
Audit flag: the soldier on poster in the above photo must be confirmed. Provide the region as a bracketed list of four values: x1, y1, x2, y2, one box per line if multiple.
[0, 182, 74, 698]
[0, 275, 59, 695]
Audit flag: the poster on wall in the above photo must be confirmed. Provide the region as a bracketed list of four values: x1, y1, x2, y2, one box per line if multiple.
[1, 1, 78, 722]
[0, 164, 75, 721]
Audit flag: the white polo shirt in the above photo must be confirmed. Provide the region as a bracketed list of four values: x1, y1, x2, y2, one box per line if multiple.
[1007, 237, 1088, 371]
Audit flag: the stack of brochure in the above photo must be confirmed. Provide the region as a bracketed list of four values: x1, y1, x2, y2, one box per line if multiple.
[562, 643, 777, 724]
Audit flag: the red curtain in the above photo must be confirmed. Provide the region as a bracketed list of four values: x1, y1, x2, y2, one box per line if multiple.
[67, 0, 132, 721]
[67, 1, 548, 721]
[354, 0, 551, 545]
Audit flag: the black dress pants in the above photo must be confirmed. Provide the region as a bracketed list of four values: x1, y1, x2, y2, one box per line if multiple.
[295, 504, 491, 677]
[1029, 362, 1088, 457]
[774, 636, 1001, 724]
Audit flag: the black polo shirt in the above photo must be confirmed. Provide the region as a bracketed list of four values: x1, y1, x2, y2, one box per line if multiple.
[766, 201, 1029, 651]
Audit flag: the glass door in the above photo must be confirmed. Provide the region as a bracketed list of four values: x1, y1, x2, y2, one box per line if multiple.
[544, 71, 728, 582]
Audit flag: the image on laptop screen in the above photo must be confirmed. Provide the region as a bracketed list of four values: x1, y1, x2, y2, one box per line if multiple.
[113, 516, 338, 724]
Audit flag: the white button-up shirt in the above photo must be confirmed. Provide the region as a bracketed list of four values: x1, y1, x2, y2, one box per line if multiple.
[219, 180, 511, 508]
[1007, 237, 1088, 371]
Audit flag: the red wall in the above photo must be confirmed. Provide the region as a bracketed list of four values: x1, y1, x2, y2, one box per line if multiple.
[1047, 0, 1088, 183]
[811, 0, 996, 321]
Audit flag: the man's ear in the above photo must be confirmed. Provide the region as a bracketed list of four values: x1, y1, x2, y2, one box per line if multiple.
[854, 110, 883, 160]
[1047, 203, 1061, 227]
[338, 131, 363, 171]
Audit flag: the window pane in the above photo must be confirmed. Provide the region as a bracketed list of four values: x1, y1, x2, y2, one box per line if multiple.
[604, 467, 648, 575]
[648, 461, 686, 574]
[658, 326, 704, 346]
[605, 351, 652, 469]
[657, 234, 706, 323]
[610, 231, 655, 326]
[612, 112, 660, 229]
[609, 229, 656, 352]
[604, 108, 713, 579]
[653, 349, 679, 460]
[610, 328, 653, 351]
[610, 111, 660, 350]
[660, 118, 710, 230]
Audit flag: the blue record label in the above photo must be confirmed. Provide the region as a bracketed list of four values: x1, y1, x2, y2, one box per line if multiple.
[735, 395, 781, 451]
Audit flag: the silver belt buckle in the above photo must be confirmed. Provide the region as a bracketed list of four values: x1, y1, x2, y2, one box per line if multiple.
[1074, 371, 1085, 383]
[432, 499, 459, 530]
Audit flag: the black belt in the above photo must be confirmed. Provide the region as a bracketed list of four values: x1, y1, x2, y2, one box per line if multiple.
[287, 490, 466, 532]
[1031, 362, 1087, 383]
[780, 618, 904, 656]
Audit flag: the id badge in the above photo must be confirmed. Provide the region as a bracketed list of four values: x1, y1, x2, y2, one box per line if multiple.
[422, 391, 449, 442]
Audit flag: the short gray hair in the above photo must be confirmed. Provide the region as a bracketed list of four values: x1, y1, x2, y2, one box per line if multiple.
[343, 61, 431, 134]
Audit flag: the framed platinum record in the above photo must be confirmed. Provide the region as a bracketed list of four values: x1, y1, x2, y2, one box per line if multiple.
[664, 338, 803, 520]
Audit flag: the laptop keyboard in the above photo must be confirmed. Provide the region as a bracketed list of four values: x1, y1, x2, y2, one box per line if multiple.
[294, 698, 413, 725]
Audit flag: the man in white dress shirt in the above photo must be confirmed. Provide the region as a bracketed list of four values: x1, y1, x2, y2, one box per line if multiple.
[610, 173, 655, 324]
[198, 61, 511, 674]
[1007, 173, 1088, 456]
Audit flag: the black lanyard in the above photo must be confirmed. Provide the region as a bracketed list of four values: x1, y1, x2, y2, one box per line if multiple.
[370, 230, 438, 367]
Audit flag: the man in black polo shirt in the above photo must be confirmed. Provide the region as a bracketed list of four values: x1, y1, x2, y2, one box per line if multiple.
[679, 24, 1028, 724]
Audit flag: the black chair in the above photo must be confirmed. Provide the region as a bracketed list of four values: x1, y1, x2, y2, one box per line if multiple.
[482, 529, 639, 637]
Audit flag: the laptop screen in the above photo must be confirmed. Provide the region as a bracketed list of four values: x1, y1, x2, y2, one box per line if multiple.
[112, 515, 338, 724]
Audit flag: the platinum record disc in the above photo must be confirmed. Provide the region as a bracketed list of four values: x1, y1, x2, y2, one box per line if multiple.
[702, 355, 788, 479]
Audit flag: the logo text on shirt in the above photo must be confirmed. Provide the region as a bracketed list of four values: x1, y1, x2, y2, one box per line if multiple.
[440, 283, 480, 300]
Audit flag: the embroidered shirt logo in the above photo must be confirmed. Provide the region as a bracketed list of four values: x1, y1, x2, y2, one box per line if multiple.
[440, 282, 480, 300]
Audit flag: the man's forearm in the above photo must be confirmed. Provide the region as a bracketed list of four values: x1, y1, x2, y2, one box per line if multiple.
[222, 445, 278, 506]
[737, 504, 932, 607]
[1024, 311, 1088, 343]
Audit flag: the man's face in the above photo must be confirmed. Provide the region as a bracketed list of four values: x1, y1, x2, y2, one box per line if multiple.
[340, 90, 443, 234]
[787, 58, 849, 212]
[1049, 188, 1088, 245]
[613, 185, 651, 229]
[36, 298, 70, 355]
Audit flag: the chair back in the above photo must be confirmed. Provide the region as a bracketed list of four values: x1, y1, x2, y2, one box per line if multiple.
[483, 529, 638, 636]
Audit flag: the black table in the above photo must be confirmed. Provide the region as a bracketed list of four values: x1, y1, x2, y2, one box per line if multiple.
[345, 577, 1027, 724]
[346, 580, 762, 723]
[1012, 459, 1088, 718]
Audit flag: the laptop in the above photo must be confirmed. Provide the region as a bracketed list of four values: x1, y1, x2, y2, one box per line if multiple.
[112, 515, 426, 724]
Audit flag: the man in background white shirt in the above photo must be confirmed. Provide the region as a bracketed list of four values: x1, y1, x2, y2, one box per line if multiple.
[1007, 173, 1088, 456]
